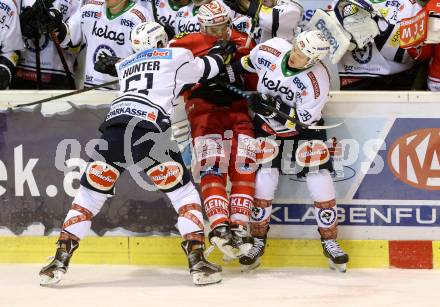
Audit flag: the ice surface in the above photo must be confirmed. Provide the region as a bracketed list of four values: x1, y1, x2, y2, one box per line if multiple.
[0, 264, 439, 307]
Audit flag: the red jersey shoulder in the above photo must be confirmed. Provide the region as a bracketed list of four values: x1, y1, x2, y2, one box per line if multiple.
[231, 29, 256, 49]
[170, 33, 217, 56]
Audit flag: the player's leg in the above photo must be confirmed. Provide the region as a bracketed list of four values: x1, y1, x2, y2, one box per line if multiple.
[228, 110, 258, 258]
[188, 104, 236, 259]
[239, 122, 282, 270]
[299, 127, 349, 272]
[39, 126, 125, 285]
[306, 169, 349, 272]
[144, 131, 222, 285]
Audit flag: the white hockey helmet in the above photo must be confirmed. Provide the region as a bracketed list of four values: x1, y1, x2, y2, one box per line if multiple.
[131, 21, 169, 53]
[294, 30, 330, 68]
[197, 0, 231, 38]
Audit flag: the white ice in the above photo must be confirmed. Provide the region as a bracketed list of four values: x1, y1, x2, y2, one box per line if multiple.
[0, 264, 439, 307]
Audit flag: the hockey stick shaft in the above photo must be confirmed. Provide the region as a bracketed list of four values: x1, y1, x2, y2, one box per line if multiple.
[15, 80, 118, 108]
[50, 31, 76, 89]
[214, 78, 342, 130]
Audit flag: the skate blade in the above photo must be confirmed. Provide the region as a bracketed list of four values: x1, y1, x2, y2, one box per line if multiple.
[210, 238, 239, 259]
[192, 272, 222, 286]
[39, 270, 65, 286]
[328, 259, 347, 273]
[240, 258, 261, 272]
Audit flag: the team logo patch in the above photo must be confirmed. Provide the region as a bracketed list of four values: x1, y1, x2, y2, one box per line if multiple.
[295, 140, 330, 168]
[387, 128, 440, 190]
[352, 42, 373, 64]
[251, 206, 266, 222]
[86, 161, 120, 191]
[307, 72, 320, 99]
[318, 207, 336, 226]
[93, 45, 117, 64]
[256, 138, 279, 164]
[147, 161, 184, 189]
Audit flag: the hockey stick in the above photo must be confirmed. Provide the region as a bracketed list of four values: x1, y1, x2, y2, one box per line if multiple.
[245, 0, 263, 48]
[214, 78, 343, 130]
[15, 80, 118, 108]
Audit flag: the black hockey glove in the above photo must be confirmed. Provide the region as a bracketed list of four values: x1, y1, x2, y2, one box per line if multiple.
[20, 7, 41, 39]
[249, 93, 277, 117]
[38, 8, 64, 33]
[208, 40, 237, 65]
[0, 66, 11, 90]
[94, 54, 120, 77]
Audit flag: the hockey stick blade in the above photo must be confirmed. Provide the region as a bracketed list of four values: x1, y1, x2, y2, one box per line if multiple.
[214, 78, 343, 130]
[15, 80, 118, 108]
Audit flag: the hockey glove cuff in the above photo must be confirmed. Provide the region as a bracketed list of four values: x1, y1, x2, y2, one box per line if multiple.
[208, 40, 237, 65]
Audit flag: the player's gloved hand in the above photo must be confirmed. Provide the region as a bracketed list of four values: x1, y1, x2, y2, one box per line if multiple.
[217, 64, 241, 84]
[249, 93, 278, 117]
[20, 7, 41, 39]
[0, 66, 11, 90]
[208, 40, 237, 64]
[38, 8, 64, 33]
[94, 54, 121, 77]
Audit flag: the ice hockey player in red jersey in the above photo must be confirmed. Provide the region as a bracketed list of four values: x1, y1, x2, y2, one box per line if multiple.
[170, 0, 258, 261]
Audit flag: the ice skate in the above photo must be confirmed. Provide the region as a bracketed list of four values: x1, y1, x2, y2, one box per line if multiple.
[239, 236, 266, 272]
[230, 224, 254, 257]
[321, 239, 349, 273]
[39, 240, 78, 286]
[208, 224, 238, 259]
[182, 240, 222, 286]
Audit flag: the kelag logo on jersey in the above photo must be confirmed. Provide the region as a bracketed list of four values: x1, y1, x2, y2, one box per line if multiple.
[92, 21, 125, 45]
[177, 20, 200, 34]
[261, 71, 295, 101]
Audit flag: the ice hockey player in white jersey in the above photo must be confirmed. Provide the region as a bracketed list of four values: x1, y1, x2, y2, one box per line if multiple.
[39, 21, 235, 286]
[333, 0, 423, 89]
[228, 0, 304, 44]
[11, 0, 79, 89]
[58, 0, 153, 89]
[234, 30, 349, 272]
[0, 0, 24, 89]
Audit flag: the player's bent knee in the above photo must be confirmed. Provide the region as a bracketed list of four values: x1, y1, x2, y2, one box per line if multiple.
[81, 161, 120, 194]
[146, 161, 189, 192]
[306, 169, 335, 202]
[73, 185, 108, 216]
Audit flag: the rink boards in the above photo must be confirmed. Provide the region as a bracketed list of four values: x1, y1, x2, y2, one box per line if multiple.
[0, 90, 439, 269]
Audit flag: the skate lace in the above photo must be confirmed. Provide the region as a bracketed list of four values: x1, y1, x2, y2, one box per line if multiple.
[323, 240, 344, 257]
[247, 238, 265, 258]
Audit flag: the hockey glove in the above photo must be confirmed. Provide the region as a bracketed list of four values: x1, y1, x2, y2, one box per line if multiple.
[0, 66, 11, 90]
[38, 8, 64, 33]
[20, 7, 41, 39]
[208, 40, 237, 65]
[94, 54, 120, 77]
[250, 94, 297, 126]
